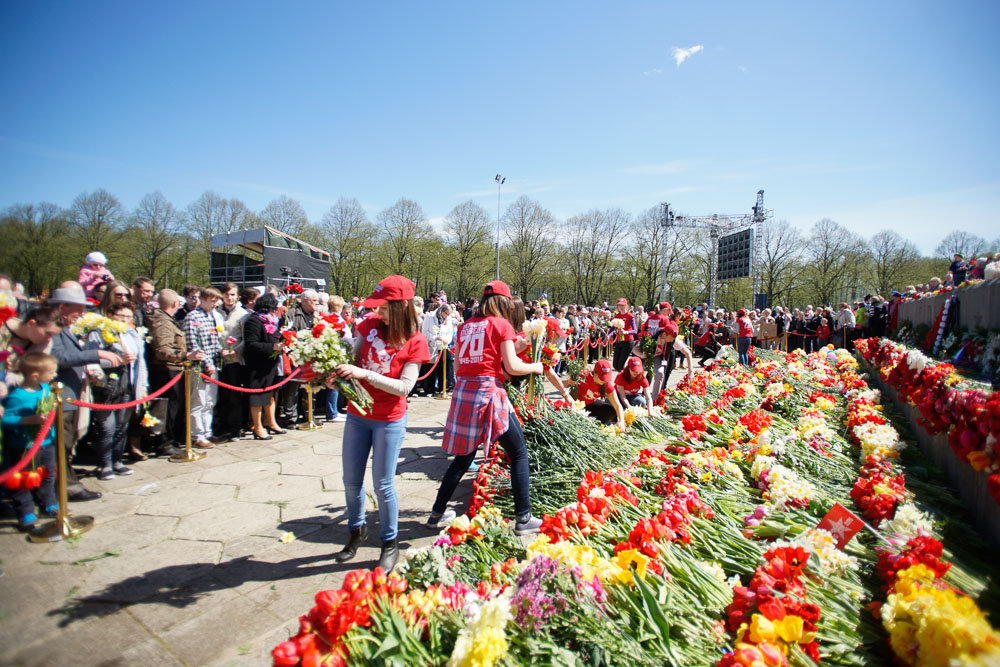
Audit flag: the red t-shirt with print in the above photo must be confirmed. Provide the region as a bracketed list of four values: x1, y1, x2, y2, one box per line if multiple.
[737, 317, 753, 338]
[576, 370, 608, 404]
[455, 316, 516, 381]
[615, 369, 649, 395]
[352, 316, 430, 422]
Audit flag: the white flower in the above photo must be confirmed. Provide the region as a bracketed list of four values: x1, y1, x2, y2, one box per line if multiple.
[906, 349, 928, 373]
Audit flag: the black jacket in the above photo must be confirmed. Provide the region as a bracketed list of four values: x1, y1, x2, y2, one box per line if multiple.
[50, 328, 102, 408]
[242, 314, 280, 388]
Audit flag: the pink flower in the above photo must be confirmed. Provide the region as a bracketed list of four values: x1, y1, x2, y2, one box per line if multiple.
[264, 324, 277, 335]
[226, 336, 237, 345]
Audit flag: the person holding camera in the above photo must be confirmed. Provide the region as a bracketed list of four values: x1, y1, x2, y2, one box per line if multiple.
[77, 251, 115, 300]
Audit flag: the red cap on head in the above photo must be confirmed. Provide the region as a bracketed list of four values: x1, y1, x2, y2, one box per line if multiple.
[483, 280, 512, 298]
[737, 309, 747, 317]
[626, 356, 643, 372]
[361, 275, 416, 308]
[659, 301, 673, 315]
[616, 298, 628, 306]
[659, 317, 678, 337]
[593, 359, 614, 384]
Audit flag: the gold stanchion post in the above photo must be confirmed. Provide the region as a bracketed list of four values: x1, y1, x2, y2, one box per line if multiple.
[583, 335, 589, 365]
[434, 349, 450, 400]
[31, 383, 94, 542]
[171, 362, 205, 463]
[298, 386, 321, 431]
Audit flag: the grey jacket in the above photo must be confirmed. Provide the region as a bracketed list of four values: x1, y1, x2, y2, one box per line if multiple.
[50, 328, 101, 409]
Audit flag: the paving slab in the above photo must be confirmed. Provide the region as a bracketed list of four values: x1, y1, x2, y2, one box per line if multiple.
[173, 500, 282, 543]
[159, 594, 284, 666]
[199, 460, 281, 486]
[237, 474, 323, 504]
[37, 513, 179, 564]
[137, 480, 238, 517]
[275, 451, 343, 477]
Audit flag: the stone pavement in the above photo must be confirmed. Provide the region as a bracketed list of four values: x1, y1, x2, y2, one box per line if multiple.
[0, 369, 689, 666]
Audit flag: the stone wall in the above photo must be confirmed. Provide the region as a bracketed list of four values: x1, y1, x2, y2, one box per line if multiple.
[896, 278, 1000, 331]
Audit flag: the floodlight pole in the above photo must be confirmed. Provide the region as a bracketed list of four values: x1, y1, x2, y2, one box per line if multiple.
[495, 174, 505, 280]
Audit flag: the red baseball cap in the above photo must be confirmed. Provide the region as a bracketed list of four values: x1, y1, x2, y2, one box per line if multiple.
[593, 359, 614, 384]
[616, 298, 628, 306]
[483, 280, 512, 298]
[659, 317, 678, 337]
[659, 301, 673, 315]
[626, 356, 643, 373]
[361, 275, 416, 308]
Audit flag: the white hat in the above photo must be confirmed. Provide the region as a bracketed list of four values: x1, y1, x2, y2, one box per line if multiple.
[85, 251, 108, 266]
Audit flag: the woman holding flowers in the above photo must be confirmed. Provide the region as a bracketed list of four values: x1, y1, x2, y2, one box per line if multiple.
[428, 280, 546, 536]
[325, 275, 430, 573]
[242, 293, 285, 440]
[85, 301, 146, 480]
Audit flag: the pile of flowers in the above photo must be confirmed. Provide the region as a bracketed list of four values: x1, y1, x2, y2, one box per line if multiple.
[274, 343, 1000, 667]
[855, 337, 1000, 504]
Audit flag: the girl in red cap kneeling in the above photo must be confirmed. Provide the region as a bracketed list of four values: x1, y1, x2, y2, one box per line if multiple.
[325, 275, 430, 572]
[615, 356, 654, 418]
[427, 281, 546, 534]
[571, 358, 626, 430]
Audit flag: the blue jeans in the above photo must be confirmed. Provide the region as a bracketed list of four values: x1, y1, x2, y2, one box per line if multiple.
[342, 412, 407, 541]
[737, 337, 752, 366]
[324, 388, 340, 420]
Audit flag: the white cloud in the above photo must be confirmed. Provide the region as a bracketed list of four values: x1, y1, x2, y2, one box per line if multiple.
[672, 45, 704, 67]
[643, 68, 663, 76]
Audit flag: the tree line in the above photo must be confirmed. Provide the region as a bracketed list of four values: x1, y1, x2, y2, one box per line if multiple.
[1, 188, 996, 310]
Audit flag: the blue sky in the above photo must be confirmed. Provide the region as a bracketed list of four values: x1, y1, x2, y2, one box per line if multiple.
[1, 1, 998, 254]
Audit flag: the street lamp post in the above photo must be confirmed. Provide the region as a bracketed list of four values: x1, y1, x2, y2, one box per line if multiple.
[495, 174, 505, 280]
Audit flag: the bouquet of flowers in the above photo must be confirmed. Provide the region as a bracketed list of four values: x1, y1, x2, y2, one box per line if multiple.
[0, 290, 17, 324]
[565, 352, 586, 382]
[636, 331, 658, 375]
[288, 312, 373, 414]
[70, 312, 129, 344]
[285, 282, 304, 295]
[609, 318, 625, 342]
[540, 343, 561, 370]
[522, 319, 548, 403]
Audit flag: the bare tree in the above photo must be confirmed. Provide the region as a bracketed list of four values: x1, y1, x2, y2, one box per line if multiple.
[129, 192, 183, 286]
[868, 229, 921, 296]
[934, 230, 987, 260]
[67, 188, 127, 254]
[564, 208, 630, 304]
[376, 198, 433, 277]
[186, 191, 256, 250]
[259, 195, 309, 236]
[802, 218, 866, 306]
[0, 203, 76, 295]
[758, 219, 805, 307]
[444, 200, 494, 301]
[318, 198, 377, 296]
[616, 206, 685, 309]
[501, 195, 556, 299]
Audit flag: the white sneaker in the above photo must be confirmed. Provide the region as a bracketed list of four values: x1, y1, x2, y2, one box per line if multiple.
[331, 415, 346, 423]
[426, 509, 456, 530]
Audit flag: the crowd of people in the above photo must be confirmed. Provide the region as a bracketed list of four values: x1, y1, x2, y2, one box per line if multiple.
[1, 246, 996, 566]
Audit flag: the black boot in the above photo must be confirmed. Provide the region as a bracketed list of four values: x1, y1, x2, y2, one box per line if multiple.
[334, 525, 367, 563]
[377, 539, 398, 573]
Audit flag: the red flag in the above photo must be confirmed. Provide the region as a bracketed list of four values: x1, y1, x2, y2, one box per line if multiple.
[817, 502, 865, 549]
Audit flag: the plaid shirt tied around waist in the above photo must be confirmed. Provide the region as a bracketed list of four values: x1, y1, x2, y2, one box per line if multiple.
[442, 376, 512, 457]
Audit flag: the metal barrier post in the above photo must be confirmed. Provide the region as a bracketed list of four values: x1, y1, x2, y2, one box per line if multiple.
[434, 349, 450, 400]
[171, 362, 205, 463]
[31, 383, 94, 542]
[298, 387, 321, 431]
[583, 335, 589, 365]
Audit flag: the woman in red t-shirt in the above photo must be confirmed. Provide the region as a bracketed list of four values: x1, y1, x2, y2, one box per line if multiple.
[614, 355, 654, 417]
[428, 281, 545, 535]
[570, 358, 626, 429]
[736, 308, 753, 366]
[324, 275, 430, 573]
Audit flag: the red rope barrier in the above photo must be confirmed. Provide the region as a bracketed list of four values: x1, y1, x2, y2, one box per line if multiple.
[416, 350, 444, 381]
[70, 370, 184, 411]
[200, 366, 303, 393]
[0, 409, 56, 486]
